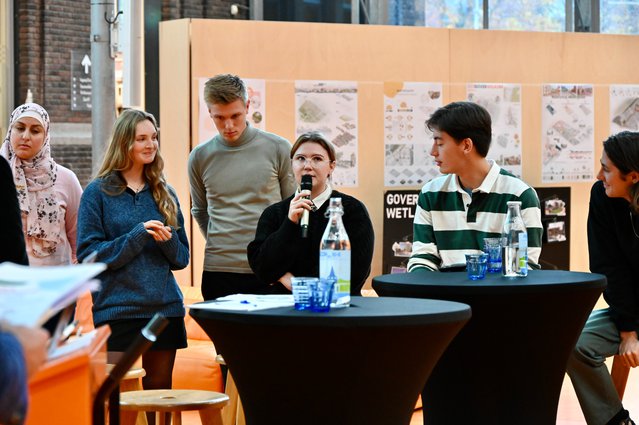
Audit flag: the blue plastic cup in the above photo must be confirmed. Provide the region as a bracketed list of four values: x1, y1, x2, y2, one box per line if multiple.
[291, 277, 317, 310]
[465, 253, 488, 281]
[309, 278, 335, 312]
[483, 237, 502, 273]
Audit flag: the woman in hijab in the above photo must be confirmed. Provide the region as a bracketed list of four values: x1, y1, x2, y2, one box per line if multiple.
[0, 103, 83, 266]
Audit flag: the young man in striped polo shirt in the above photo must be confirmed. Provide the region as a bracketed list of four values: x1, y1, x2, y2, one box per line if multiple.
[407, 101, 543, 272]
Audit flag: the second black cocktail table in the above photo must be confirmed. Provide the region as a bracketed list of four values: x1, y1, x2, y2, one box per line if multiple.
[373, 269, 606, 425]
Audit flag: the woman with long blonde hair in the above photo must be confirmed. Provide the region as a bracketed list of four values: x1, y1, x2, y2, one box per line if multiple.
[77, 109, 189, 413]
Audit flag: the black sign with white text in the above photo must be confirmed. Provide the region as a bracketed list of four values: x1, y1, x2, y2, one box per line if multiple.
[71, 50, 92, 111]
[382, 190, 420, 274]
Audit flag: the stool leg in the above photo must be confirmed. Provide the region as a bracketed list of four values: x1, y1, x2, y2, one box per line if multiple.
[200, 407, 224, 425]
[156, 412, 167, 425]
[222, 373, 239, 425]
[120, 410, 141, 425]
[611, 355, 631, 400]
[136, 411, 148, 425]
[236, 398, 245, 425]
[170, 412, 182, 425]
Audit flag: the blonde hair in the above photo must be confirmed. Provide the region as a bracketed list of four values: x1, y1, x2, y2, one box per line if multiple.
[97, 109, 179, 227]
[203, 74, 247, 105]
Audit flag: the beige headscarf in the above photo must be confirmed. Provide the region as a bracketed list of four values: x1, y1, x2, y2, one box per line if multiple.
[0, 103, 61, 257]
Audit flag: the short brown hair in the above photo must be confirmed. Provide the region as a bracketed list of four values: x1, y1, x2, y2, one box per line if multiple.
[290, 132, 336, 162]
[426, 101, 492, 157]
[203, 74, 247, 105]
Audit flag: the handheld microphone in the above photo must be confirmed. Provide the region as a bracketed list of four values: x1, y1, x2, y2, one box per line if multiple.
[300, 175, 312, 238]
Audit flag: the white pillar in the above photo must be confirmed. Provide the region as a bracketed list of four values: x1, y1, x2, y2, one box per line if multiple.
[121, 0, 145, 109]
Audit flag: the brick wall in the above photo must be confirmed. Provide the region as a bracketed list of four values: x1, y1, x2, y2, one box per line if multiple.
[51, 144, 92, 188]
[16, 0, 44, 108]
[15, 0, 249, 118]
[15, 0, 91, 123]
[15, 0, 247, 183]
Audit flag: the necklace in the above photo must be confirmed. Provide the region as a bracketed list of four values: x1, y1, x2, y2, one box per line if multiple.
[128, 182, 145, 193]
[630, 211, 639, 239]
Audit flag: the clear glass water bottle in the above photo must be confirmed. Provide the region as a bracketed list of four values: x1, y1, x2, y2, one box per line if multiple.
[319, 197, 351, 307]
[501, 201, 528, 278]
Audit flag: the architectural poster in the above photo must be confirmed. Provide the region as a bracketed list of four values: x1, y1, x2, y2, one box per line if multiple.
[295, 80, 359, 187]
[467, 83, 523, 176]
[541, 84, 595, 183]
[197, 77, 266, 145]
[383, 82, 442, 186]
[610, 85, 639, 134]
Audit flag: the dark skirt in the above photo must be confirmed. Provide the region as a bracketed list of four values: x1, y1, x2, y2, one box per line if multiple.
[102, 317, 187, 352]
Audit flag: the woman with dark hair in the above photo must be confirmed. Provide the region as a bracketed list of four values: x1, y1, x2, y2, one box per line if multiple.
[247, 131, 374, 294]
[77, 109, 189, 414]
[567, 131, 639, 425]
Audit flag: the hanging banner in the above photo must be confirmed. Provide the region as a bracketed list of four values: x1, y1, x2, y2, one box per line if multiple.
[467, 83, 522, 176]
[610, 84, 639, 134]
[541, 84, 595, 183]
[383, 82, 443, 186]
[295, 80, 359, 187]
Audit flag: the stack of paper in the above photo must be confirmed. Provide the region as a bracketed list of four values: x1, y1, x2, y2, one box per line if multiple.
[0, 262, 105, 327]
[189, 294, 294, 311]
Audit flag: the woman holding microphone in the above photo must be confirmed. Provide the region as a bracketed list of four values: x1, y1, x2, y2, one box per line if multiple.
[248, 131, 374, 294]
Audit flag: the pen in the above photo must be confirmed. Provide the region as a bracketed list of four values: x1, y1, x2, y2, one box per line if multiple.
[60, 320, 79, 343]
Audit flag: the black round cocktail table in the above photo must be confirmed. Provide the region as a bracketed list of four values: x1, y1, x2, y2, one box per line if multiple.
[373, 269, 606, 425]
[190, 296, 470, 425]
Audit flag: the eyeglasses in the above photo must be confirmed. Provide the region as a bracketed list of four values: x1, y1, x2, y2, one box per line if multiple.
[292, 155, 331, 167]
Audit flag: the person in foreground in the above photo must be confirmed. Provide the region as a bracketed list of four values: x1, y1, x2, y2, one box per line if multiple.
[0, 103, 82, 267]
[407, 101, 542, 272]
[0, 323, 49, 425]
[188, 74, 295, 300]
[567, 131, 639, 425]
[76, 109, 189, 419]
[247, 131, 374, 294]
[0, 156, 28, 265]
[0, 155, 47, 425]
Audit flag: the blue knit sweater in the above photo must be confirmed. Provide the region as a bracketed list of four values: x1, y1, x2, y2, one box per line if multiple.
[77, 176, 189, 325]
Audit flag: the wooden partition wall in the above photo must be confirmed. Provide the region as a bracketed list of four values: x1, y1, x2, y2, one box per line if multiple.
[159, 18, 639, 288]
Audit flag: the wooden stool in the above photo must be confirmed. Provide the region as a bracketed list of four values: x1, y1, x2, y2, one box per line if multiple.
[611, 355, 631, 399]
[215, 354, 246, 425]
[120, 389, 229, 425]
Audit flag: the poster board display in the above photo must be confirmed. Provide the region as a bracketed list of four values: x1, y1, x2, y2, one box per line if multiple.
[159, 19, 639, 286]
